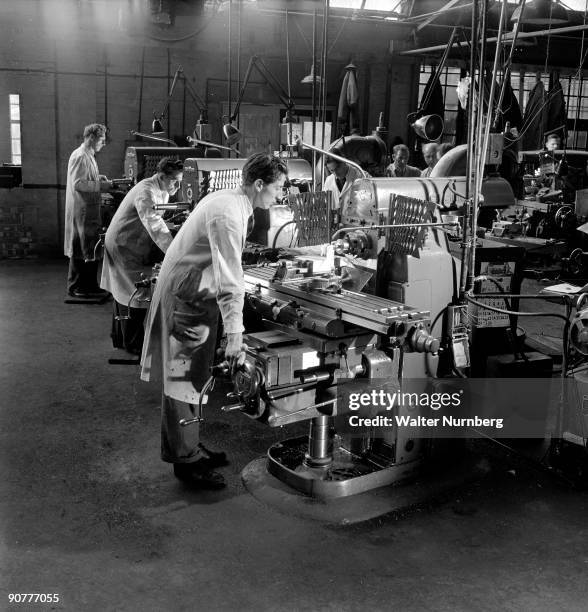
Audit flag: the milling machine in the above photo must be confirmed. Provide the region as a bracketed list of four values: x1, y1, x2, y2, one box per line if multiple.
[213, 256, 441, 498]
[173, 147, 518, 499]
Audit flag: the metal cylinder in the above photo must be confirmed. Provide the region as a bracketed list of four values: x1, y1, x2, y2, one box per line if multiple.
[304, 415, 333, 468]
[299, 371, 331, 384]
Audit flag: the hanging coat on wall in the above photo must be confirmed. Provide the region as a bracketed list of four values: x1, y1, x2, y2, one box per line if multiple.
[496, 79, 523, 132]
[337, 63, 360, 136]
[544, 72, 566, 141]
[521, 80, 546, 150]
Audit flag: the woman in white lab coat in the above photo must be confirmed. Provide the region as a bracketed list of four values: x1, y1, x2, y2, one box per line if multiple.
[101, 158, 182, 354]
[140, 153, 288, 489]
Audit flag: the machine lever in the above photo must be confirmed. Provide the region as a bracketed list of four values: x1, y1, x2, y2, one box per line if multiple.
[221, 403, 246, 412]
[179, 417, 204, 427]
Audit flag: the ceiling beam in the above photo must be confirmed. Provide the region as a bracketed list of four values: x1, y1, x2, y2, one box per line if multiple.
[406, 0, 469, 32]
[399, 22, 588, 55]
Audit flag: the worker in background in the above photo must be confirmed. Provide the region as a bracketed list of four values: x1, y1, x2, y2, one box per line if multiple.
[323, 158, 363, 214]
[386, 144, 421, 177]
[540, 132, 564, 189]
[436, 142, 454, 163]
[545, 132, 562, 152]
[420, 142, 439, 177]
[100, 158, 182, 355]
[140, 153, 288, 490]
[64, 123, 112, 298]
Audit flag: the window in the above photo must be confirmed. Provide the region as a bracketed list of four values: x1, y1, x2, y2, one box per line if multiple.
[326, 0, 409, 17]
[9, 94, 21, 165]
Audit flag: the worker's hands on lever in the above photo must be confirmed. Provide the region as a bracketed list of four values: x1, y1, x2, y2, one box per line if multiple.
[225, 332, 248, 374]
[99, 176, 114, 192]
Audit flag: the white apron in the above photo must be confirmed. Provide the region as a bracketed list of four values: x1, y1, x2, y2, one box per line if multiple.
[100, 175, 173, 307]
[140, 189, 252, 403]
[63, 144, 103, 260]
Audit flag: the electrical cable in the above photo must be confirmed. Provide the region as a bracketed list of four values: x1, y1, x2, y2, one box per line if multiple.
[271, 220, 298, 249]
[464, 293, 570, 323]
[441, 180, 462, 207]
[508, 45, 588, 145]
[424, 306, 447, 378]
[419, 27, 458, 113]
[492, 0, 523, 130]
[327, 13, 353, 55]
[571, 1, 588, 142]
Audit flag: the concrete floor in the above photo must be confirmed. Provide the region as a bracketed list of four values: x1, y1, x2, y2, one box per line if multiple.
[1, 260, 588, 612]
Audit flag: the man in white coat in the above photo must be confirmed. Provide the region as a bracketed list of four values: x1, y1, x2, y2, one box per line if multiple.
[140, 153, 288, 489]
[323, 158, 362, 214]
[64, 123, 113, 297]
[100, 158, 182, 354]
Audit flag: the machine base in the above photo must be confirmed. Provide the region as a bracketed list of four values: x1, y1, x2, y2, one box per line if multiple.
[242, 451, 480, 525]
[266, 436, 422, 499]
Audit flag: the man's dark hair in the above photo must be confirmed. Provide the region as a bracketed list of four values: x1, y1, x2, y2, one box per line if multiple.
[326, 158, 345, 169]
[83, 123, 107, 140]
[157, 157, 184, 176]
[438, 143, 454, 156]
[242, 153, 287, 185]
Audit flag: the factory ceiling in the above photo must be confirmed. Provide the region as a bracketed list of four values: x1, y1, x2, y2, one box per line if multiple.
[145, 0, 588, 70]
[386, 0, 588, 70]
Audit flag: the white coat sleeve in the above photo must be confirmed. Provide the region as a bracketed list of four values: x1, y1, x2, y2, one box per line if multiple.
[207, 211, 246, 334]
[70, 154, 101, 193]
[134, 193, 173, 253]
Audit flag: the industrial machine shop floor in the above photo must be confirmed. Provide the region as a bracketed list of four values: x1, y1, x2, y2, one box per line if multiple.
[2, 260, 588, 612]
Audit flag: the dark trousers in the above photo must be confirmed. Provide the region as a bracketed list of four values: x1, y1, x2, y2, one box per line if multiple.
[111, 300, 147, 355]
[161, 395, 201, 463]
[67, 258, 99, 294]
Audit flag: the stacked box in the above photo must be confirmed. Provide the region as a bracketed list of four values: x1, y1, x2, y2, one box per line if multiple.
[0, 206, 37, 259]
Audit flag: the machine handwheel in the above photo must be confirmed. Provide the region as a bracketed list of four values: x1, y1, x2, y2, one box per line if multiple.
[566, 248, 585, 278]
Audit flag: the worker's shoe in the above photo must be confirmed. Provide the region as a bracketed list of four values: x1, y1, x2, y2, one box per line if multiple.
[68, 289, 94, 298]
[86, 287, 110, 298]
[173, 461, 226, 490]
[68, 288, 109, 299]
[197, 443, 229, 467]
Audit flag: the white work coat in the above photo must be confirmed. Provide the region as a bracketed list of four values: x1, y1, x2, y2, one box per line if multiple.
[63, 144, 103, 260]
[323, 166, 363, 212]
[100, 175, 173, 308]
[140, 189, 252, 403]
